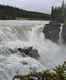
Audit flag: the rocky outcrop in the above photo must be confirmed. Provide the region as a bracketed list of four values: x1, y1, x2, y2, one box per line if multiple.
[0, 46, 39, 59]
[62, 24, 66, 43]
[43, 22, 61, 42]
[17, 47, 40, 59]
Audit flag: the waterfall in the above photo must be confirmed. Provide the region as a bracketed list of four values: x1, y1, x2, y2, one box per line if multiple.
[58, 24, 63, 44]
[0, 20, 65, 80]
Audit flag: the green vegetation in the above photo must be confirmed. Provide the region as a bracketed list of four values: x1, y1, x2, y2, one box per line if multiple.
[0, 4, 50, 20]
[51, 0, 66, 24]
[13, 72, 41, 80]
[13, 61, 66, 80]
[44, 64, 66, 80]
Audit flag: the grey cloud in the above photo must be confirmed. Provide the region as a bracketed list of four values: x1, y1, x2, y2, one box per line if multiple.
[0, 0, 65, 13]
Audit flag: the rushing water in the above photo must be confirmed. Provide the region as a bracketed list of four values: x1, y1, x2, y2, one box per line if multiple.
[0, 20, 66, 80]
[58, 24, 63, 44]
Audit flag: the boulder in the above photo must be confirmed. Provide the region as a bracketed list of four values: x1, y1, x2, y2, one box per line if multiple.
[17, 47, 40, 59]
[0, 46, 39, 59]
[17, 47, 32, 54]
[43, 22, 60, 42]
[28, 48, 39, 59]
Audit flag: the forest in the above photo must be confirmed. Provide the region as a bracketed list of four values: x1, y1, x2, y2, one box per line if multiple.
[51, 0, 65, 23]
[0, 4, 50, 20]
[0, 1, 65, 22]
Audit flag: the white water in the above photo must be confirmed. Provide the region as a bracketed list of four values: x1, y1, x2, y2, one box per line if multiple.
[58, 24, 63, 44]
[0, 20, 66, 80]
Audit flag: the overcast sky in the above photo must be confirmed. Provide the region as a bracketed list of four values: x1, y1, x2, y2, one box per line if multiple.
[0, 0, 65, 14]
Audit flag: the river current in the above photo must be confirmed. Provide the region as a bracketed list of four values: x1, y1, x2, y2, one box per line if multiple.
[0, 20, 65, 80]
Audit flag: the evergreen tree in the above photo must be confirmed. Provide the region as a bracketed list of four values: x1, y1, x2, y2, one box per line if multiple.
[51, 0, 64, 23]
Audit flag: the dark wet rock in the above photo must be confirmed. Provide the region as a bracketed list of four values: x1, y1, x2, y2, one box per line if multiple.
[43, 22, 61, 42]
[0, 46, 39, 59]
[22, 61, 28, 65]
[18, 47, 32, 54]
[17, 48, 25, 53]
[8, 48, 26, 57]
[28, 48, 39, 59]
[62, 24, 66, 43]
[17, 47, 40, 59]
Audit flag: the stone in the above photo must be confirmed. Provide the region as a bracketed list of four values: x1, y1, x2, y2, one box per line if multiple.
[43, 22, 60, 42]
[17, 47, 40, 59]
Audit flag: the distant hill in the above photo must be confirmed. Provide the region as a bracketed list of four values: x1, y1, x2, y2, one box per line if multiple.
[0, 4, 50, 20]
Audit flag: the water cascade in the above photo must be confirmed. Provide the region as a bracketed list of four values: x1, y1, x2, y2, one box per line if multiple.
[0, 20, 65, 80]
[58, 24, 63, 44]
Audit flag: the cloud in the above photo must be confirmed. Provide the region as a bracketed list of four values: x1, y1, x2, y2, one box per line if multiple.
[0, 0, 64, 13]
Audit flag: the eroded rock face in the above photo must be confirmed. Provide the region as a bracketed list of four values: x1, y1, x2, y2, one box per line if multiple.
[43, 22, 61, 42]
[62, 24, 66, 43]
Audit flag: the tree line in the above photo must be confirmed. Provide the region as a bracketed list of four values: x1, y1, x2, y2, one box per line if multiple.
[51, 0, 65, 23]
[0, 4, 50, 20]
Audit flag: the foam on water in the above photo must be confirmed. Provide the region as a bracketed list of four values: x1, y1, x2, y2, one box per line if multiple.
[0, 20, 65, 80]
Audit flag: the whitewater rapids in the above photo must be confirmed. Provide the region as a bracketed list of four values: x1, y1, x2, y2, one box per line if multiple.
[0, 20, 66, 80]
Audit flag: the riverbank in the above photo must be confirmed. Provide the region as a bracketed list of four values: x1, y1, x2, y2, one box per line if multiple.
[13, 61, 66, 80]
